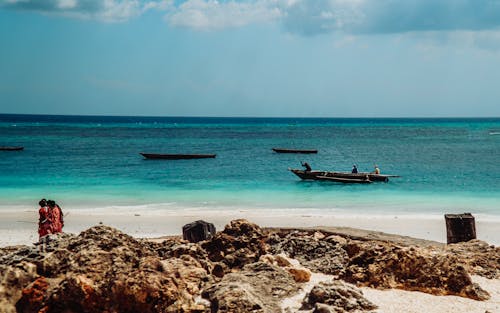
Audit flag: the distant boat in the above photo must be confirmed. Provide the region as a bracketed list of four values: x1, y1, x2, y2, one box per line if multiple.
[0, 146, 24, 151]
[272, 148, 318, 154]
[289, 169, 399, 182]
[140, 153, 216, 160]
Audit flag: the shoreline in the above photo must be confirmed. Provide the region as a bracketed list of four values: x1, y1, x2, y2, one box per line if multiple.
[2, 209, 499, 247]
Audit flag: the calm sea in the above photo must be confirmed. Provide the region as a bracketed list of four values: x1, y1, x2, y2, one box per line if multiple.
[0, 114, 499, 216]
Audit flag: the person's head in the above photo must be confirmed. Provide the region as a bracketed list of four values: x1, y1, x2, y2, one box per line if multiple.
[47, 200, 55, 207]
[353, 164, 357, 168]
[39, 199, 47, 207]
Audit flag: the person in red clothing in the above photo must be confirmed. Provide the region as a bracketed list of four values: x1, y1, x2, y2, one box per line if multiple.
[47, 200, 64, 233]
[38, 199, 52, 239]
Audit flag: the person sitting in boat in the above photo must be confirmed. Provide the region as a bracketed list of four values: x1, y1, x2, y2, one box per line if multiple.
[301, 161, 312, 172]
[373, 165, 380, 174]
[352, 165, 358, 173]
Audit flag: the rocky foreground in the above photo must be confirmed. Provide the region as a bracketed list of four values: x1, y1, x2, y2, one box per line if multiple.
[0, 219, 498, 313]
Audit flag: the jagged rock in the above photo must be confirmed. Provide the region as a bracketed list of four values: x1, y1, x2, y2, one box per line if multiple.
[145, 239, 213, 273]
[202, 262, 299, 313]
[202, 219, 268, 269]
[287, 267, 311, 283]
[183, 220, 216, 243]
[204, 282, 266, 313]
[313, 302, 336, 313]
[268, 231, 349, 275]
[444, 240, 500, 279]
[342, 240, 491, 300]
[302, 280, 377, 313]
[3, 226, 210, 313]
[1, 221, 497, 313]
[259, 254, 311, 283]
[0, 262, 38, 313]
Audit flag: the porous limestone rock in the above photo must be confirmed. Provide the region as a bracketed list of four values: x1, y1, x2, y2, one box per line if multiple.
[342, 240, 491, 300]
[0, 262, 38, 313]
[202, 262, 300, 313]
[444, 239, 500, 279]
[268, 231, 349, 276]
[2, 226, 210, 313]
[259, 254, 311, 283]
[202, 219, 268, 270]
[302, 280, 377, 313]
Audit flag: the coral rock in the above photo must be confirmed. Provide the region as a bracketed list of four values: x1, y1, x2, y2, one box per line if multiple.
[303, 280, 377, 313]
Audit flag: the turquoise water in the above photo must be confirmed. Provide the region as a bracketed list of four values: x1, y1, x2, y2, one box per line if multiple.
[0, 115, 499, 215]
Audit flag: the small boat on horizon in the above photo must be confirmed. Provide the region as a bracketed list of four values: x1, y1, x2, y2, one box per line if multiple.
[272, 148, 318, 154]
[0, 146, 24, 151]
[140, 153, 216, 160]
[289, 168, 399, 183]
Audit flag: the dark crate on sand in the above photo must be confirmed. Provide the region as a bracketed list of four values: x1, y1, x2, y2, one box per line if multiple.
[445, 213, 476, 244]
[182, 220, 216, 243]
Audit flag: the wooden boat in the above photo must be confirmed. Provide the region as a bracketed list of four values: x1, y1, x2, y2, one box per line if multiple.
[316, 175, 372, 184]
[140, 153, 216, 160]
[289, 169, 399, 182]
[272, 148, 318, 154]
[0, 146, 24, 151]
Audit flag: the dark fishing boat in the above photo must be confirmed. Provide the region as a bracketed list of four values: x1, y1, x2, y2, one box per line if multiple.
[272, 148, 318, 154]
[289, 169, 399, 182]
[140, 153, 216, 160]
[0, 146, 24, 151]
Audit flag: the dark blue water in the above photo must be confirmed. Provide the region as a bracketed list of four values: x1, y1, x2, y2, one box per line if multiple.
[1, 114, 499, 215]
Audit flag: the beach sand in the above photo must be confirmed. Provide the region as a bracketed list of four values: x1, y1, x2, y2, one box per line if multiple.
[2, 209, 499, 247]
[1, 209, 499, 313]
[281, 272, 500, 313]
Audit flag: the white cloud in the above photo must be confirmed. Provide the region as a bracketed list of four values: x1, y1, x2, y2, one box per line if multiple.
[164, 0, 500, 36]
[0, 0, 170, 22]
[162, 0, 365, 34]
[166, 0, 282, 30]
[4, 0, 500, 39]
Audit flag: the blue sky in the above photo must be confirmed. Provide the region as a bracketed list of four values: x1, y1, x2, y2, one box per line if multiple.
[1, 0, 500, 117]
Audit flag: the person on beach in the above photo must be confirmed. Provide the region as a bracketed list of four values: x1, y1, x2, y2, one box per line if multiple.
[373, 165, 380, 174]
[301, 161, 312, 172]
[38, 199, 52, 239]
[352, 165, 358, 173]
[47, 200, 64, 233]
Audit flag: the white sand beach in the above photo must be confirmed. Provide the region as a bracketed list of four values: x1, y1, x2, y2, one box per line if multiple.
[281, 272, 500, 313]
[1, 208, 499, 247]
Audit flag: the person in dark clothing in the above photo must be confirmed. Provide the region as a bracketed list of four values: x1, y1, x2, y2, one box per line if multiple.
[301, 162, 312, 172]
[352, 165, 358, 173]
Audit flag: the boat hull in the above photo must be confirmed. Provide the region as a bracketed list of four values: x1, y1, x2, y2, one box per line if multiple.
[272, 148, 318, 154]
[289, 169, 396, 182]
[140, 153, 216, 160]
[0, 146, 24, 151]
[316, 175, 372, 184]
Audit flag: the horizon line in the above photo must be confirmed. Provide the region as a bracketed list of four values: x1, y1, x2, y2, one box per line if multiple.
[1, 113, 499, 119]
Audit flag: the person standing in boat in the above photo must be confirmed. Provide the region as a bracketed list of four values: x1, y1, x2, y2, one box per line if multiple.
[373, 165, 380, 174]
[352, 165, 358, 173]
[47, 200, 64, 234]
[38, 199, 52, 239]
[301, 161, 312, 172]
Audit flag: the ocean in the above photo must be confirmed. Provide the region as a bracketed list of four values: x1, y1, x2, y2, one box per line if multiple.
[1, 114, 499, 217]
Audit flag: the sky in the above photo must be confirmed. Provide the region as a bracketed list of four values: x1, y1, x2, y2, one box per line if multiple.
[1, 0, 500, 117]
